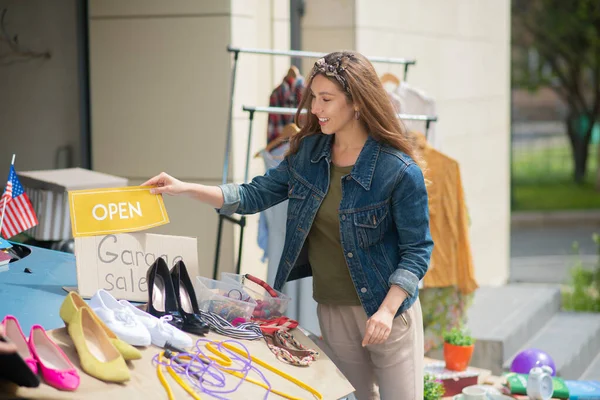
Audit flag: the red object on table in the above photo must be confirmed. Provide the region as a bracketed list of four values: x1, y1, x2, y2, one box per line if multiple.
[253, 316, 298, 335]
[244, 274, 279, 298]
[424, 361, 480, 397]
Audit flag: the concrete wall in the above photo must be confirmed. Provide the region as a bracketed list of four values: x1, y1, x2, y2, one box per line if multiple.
[0, 0, 81, 179]
[229, 0, 291, 278]
[88, 0, 291, 280]
[303, 0, 511, 285]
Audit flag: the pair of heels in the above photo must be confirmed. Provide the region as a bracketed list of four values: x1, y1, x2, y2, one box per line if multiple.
[1, 315, 79, 391]
[146, 258, 209, 336]
[60, 292, 136, 383]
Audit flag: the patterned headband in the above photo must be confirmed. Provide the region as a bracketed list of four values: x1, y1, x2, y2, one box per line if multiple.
[311, 55, 355, 94]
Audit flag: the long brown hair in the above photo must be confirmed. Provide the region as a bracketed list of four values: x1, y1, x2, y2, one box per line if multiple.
[289, 51, 417, 162]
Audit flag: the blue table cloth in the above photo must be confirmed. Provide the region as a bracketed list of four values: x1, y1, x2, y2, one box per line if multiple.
[0, 244, 76, 333]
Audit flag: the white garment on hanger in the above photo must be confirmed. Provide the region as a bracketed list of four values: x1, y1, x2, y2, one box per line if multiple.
[394, 82, 440, 150]
[387, 91, 402, 115]
[390, 83, 436, 290]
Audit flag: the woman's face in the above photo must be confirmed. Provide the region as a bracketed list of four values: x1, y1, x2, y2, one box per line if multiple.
[310, 74, 355, 135]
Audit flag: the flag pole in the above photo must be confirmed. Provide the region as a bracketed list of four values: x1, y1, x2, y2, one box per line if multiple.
[0, 154, 16, 236]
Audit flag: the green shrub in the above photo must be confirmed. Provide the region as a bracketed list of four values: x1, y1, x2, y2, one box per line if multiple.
[443, 327, 475, 347]
[424, 373, 445, 400]
[562, 234, 600, 312]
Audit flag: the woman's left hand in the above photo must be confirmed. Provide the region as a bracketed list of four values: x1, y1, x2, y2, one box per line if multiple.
[362, 308, 395, 346]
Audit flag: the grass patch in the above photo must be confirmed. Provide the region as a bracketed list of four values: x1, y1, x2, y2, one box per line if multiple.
[512, 141, 600, 211]
[513, 180, 600, 211]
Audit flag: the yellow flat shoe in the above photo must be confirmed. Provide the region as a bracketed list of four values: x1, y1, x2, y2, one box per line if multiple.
[68, 308, 130, 383]
[60, 291, 142, 361]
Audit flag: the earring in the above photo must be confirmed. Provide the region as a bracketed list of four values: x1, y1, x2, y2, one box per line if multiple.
[355, 110, 360, 120]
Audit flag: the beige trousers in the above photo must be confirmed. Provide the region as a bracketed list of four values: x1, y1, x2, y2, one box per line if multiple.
[317, 299, 424, 400]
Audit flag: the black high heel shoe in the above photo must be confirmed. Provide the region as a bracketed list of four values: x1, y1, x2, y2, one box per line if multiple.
[170, 260, 210, 335]
[146, 258, 183, 329]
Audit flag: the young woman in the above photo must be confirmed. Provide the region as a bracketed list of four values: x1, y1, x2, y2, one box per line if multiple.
[143, 51, 433, 399]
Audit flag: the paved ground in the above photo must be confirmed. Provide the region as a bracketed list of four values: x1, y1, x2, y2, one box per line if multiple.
[510, 225, 599, 284]
[511, 225, 599, 257]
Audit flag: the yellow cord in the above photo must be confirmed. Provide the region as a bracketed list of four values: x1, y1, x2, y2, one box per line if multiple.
[177, 353, 305, 400]
[157, 352, 203, 400]
[166, 362, 202, 400]
[156, 352, 176, 400]
[208, 341, 322, 400]
[157, 342, 323, 400]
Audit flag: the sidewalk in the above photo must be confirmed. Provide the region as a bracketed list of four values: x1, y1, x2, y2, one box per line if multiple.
[510, 216, 599, 284]
[512, 210, 600, 229]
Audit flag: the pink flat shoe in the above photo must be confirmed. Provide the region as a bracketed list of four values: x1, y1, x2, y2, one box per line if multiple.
[2, 315, 38, 374]
[29, 325, 80, 391]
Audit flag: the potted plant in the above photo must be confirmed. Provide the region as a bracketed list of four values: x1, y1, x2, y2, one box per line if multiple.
[424, 373, 445, 400]
[443, 326, 475, 371]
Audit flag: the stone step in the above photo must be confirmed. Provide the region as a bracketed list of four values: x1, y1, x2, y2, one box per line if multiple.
[503, 312, 600, 380]
[579, 349, 600, 380]
[465, 284, 561, 375]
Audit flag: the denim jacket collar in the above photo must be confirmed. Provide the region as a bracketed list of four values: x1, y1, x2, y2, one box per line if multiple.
[310, 134, 380, 191]
[310, 133, 333, 164]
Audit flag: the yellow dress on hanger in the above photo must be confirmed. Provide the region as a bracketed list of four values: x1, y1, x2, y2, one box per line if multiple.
[412, 132, 478, 352]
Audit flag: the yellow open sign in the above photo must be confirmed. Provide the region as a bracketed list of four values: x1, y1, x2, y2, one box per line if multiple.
[68, 186, 169, 237]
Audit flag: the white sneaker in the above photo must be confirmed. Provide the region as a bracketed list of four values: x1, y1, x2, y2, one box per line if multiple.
[89, 290, 151, 347]
[119, 300, 193, 349]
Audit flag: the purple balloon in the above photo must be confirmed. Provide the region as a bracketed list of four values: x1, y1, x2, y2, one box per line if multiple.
[510, 348, 556, 376]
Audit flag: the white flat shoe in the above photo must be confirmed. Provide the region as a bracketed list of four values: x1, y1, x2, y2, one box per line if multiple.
[118, 299, 193, 349]
[89, 290, 151, 347]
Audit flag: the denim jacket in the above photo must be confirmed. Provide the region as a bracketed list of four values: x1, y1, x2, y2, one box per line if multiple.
[218, 133, 433, 317]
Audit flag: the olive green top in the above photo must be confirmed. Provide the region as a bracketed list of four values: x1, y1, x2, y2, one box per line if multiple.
[307, 163, 361, 306]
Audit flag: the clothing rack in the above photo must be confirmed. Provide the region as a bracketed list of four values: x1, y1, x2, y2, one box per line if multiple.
[214, 46, 424, 279]
[241, 105, 438, 142]
[221, 46, 417, 186]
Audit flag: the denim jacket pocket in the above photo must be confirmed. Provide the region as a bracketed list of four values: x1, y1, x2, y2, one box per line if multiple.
[353, 204, 390, 248]
[287, 179, 310, 217]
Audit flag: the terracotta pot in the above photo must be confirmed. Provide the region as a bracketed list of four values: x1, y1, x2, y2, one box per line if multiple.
[443, 342, 474, 371]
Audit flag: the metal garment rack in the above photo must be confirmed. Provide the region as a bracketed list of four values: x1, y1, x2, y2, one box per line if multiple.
[214, 46, 422, 279]
[239, 106, 438, 145]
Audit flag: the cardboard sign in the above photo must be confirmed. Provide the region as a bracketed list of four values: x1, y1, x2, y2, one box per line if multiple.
[74, 233, 198, 302]
[68, 186, 169, 237]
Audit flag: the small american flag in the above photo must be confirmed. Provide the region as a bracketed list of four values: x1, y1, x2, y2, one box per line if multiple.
[0, 166, 38, 239]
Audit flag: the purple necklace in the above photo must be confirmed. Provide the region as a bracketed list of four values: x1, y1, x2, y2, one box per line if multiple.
[152, 338, 274, 399]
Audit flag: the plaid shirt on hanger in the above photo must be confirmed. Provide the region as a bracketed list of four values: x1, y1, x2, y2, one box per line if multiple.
[267, 76, 305, 144]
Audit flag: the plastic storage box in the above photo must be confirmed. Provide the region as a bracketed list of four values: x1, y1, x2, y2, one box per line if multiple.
[221, 272, 291, 319]
[194, 276, 257, 322]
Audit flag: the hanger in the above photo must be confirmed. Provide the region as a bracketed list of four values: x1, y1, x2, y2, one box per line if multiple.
[286, 65, 299, 80]
[254, 123, 300, 158]
[380, 72, 400, 90]
[0, 8, 51, 62]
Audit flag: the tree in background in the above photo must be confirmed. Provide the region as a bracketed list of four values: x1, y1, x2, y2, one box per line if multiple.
[512, 0, 600, 184]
